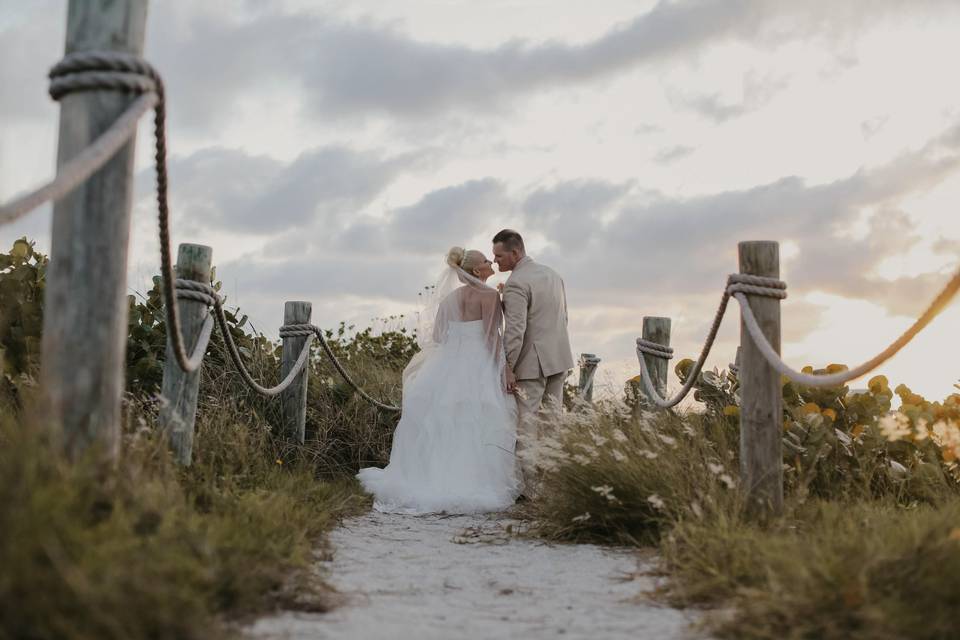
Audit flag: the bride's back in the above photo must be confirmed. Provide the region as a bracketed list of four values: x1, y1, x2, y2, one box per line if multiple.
[454, 286, 497, 322]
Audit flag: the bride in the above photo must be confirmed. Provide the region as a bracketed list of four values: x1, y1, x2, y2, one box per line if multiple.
[357, 246, 520, 514]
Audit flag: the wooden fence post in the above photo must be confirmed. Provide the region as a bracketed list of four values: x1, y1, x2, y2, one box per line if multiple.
[641, 316, 672, 404]
[159, 244, 212, 466]
[578, 353, 601, 402]
[738, 241, 783, 518]
[281, 301, 311, 443]
[39, 0, 149, 460]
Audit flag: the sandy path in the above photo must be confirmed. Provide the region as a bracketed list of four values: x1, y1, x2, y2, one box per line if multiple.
[248, 509, 703, 640]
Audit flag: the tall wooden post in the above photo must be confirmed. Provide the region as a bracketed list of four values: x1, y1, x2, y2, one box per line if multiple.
[159, 244, 212, 466]
[738, 241, 783, 518]
[40, 0, 149, 460]
[578, 353, 601, 402]
[281, 301, 311, 443]
[641, 316, 672, 403]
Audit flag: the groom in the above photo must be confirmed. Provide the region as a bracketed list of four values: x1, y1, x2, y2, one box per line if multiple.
[492, 229, 574, 493]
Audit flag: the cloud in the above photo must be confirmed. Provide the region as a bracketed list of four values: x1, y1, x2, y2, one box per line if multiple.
[528, 118, 960, 317]
[652, 145, 695, 163]
[523, 179, 634, 248]
[136, 0, 960, 127]
[140, 145, 420, 235]
[666, 70, 793, 123]
[388, 178, 508, 252]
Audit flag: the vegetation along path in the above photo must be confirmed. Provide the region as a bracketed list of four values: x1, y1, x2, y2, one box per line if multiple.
[249, 509, 702, 639]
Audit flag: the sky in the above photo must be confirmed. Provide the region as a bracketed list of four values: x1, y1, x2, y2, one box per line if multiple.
[2, 0, 959, 402]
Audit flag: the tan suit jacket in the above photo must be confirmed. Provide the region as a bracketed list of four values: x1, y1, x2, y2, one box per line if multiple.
[502, 257, 574, 380]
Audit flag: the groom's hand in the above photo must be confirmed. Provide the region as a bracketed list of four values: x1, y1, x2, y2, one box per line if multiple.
[505, 369, 517, 394]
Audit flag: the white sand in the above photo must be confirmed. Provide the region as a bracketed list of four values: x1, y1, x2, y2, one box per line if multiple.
[248, 509, 704, 640]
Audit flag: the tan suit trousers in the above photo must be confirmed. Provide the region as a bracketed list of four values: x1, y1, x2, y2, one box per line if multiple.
[515, 371, 566, 493]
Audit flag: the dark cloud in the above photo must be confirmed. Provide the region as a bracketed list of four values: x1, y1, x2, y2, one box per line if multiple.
[138, 0, 960, 127]
[532, 119, 960, 317]
[652, 145, 695, 163]
[137, 145, 421, 235]
[665, 71, 793, 123]
[388, 178, 508, 252]
[523, 179, 633, 248]
[5, 0, 957, 139]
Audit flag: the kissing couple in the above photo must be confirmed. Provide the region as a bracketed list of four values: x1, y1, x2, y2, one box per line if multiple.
[358, 229, 574, 514]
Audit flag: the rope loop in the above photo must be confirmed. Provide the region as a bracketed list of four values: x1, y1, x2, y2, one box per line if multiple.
[636, 338, 674, 360]
[173, 279, 220, 307]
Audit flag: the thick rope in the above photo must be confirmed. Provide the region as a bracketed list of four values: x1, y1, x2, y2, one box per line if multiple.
[0, 93, 157, 225]
[636, 338, 674, 360]
[213, 308, 314, 397]
[170, 278, 219, 372]
[735, 266, 960, 387]
[40, 51, 199, 375]
[633, 274, 766, 408]
[281, 323, 401, 412]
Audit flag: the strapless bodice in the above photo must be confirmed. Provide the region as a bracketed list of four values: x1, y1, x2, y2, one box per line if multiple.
[445, 320, 484, 337]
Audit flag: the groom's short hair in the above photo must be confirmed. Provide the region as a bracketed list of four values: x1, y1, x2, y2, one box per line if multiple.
[492, 229, 525, 252]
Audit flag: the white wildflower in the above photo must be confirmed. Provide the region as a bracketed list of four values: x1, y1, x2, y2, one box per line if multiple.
[639, 449, 659, 460]
[574, 442, 598, 454]
[878, 412, 911, 442]
[718, 473, 736, 489]
[592, 484, 614, 497]
[590, 433, 608, 447]
[647, 494, 665, 510]
[612, 428, 628, 443]
[540, 436, 563, 450]
[571, 512, 591, 523]
[707, 462, 725, 475]
[591, 484, 620, 503]
[657, 434, 677, 447]
[690, 501, 703, 519]
[612, 449, 627, 462]
[572, 453, 592, 465]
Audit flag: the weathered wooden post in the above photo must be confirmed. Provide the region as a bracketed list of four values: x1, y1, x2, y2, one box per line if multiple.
[281, 301, 311, 443]
[738, 241, 783, 518]
[729, 346, 742, 377]
[159, 244, 212, 466]
[40, 0, 149, 460]
[578, 353, 601, 402]
[640, 316, 672, 404]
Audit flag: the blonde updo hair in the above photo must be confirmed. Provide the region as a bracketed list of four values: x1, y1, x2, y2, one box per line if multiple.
[446, 246, 484, 274]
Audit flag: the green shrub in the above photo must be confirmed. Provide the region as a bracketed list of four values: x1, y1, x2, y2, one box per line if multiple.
[0, 238, 407, 638]
[0, 394, 366, 640]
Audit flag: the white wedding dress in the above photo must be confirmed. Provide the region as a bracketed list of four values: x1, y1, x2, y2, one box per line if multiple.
[357, 265, 520, 514]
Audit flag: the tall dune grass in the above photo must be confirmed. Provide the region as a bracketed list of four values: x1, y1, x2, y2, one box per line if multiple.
[0, 390, 368, 640]
[530, 392, 960, 639]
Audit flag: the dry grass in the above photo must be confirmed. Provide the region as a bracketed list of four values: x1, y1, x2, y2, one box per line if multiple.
[530, 400, 960, 640]
[0, 391, 368, 640]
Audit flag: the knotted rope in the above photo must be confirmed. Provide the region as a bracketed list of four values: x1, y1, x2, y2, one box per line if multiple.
[636, 339, 674, 360]
[172, 279, 218, 372]
[637, 267, 960, 407]
[0, 55, 159, 224]
[634, 273, 776, 408]
[30, 51, 198, 376]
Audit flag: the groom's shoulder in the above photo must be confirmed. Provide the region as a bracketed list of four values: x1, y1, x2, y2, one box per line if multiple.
[532, 261, 563, 281]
